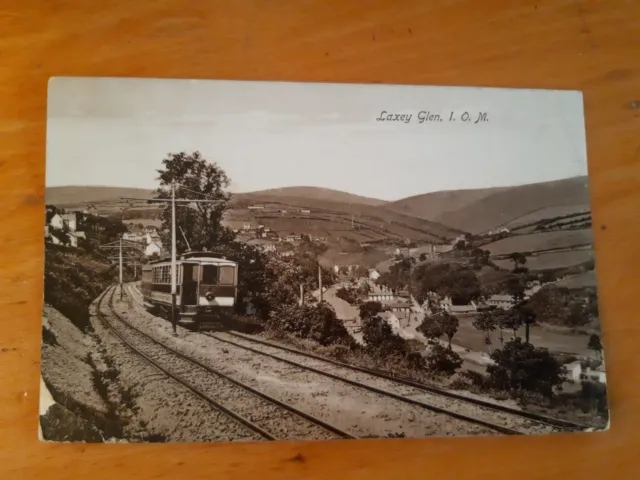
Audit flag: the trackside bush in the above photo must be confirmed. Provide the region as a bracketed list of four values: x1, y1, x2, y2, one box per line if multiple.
[268, 302, 355, 347]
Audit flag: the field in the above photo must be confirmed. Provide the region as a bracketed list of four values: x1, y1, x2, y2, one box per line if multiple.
[555, 270, 599, 289]
[494, 248, 594, 271]
[453, 315, 594, 357]
[504, 206, 591, 230]
[484, 229, 593, 255]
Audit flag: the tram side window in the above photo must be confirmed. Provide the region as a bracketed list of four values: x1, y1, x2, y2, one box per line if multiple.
[201, 265, 219, 285]
[219, 266, 235, 285]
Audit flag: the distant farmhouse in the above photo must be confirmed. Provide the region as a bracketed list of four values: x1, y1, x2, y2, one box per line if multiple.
[45, 211, 86, 248]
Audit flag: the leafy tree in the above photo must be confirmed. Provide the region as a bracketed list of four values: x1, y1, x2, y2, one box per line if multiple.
[501, 308, 522, 339]
[362, 315, 406, 356]
[417, 315, 445, 341]
[514, 303, 537, 344]
[454, 240, 468, 251]
[359, 301, 384, 321]
[487, 338, 566, 399]
[357, 282, 371, 297]
[354, 265, 369, 278]
[412, 263, 481, 305]
[425, 344, 462, 375]
[419, 253, 427, 262]
[508, 252, 527, 271]
[472, 311, 497, 353]
[587, 334, 603, 359]
[154, 151, 235, 253]
[418, 311, 459, 350]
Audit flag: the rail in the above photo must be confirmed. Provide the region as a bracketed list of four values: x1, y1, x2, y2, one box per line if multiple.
[210, 331, 588, 434]
[98, 285, 356, 441]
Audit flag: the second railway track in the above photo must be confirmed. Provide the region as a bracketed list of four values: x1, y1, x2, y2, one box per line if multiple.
[98, 285, 356, 442]
[124, 283, 586, 436]
[205, 332, 586, 436]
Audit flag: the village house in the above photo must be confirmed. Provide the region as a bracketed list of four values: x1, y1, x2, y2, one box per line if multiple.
[368, 269, 380, 281]
[145, 242, 162, 257]
[248, 205, 265, 210]
[387, 302, 412, 314]
[486, 294, 515, 310]
[284, 234, 302, 243]
[300, 209, 311, 214]
[83, 205, 98, 215]
[123, 232, 146, 243]
[565, 360, 607, 384]
[45, 211, 86, 248]
[438, 295, 478, 314]
[367, 285, 398, 303]
[247, 238, 277, 254]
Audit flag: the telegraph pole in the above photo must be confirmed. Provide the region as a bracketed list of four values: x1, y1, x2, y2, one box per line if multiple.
[121, 189, 224, 334]
[170, 182, 177, 334]
[318, 263, 323, 303]
[119, 236, 123, 299]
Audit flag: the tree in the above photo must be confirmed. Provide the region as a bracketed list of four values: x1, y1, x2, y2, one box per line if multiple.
[361, 315, 406, 356]
[472, 311, 497, 353]
[454, 240, 468, 251]
[508, 252, 527, 272]
[154, 151, 236, 253]
[425, 344, 462, 375]
[516, 303, 537, 344]
[487, 338, 566, 399]
[419, 253, 427, 262]
[441, 313, 459, 350]
[411, 263, 481, 305]
[501, 308, 522, 339]
[587, 334, 603, 360]
[418, 311, 459, 350]
[355, 265, 369, 278]
[359, 301, 384, 321]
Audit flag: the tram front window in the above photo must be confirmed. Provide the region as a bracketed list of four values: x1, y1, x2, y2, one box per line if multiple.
[201, 265, 219, 285]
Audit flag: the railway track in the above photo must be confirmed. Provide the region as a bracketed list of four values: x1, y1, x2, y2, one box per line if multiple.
[207, 331, 588, 436]
[97, 285, 356, 442]
[123, 283, 586, 436]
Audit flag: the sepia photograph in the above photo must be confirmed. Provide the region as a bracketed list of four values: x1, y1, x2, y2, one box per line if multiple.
[41, 77, 608, 443]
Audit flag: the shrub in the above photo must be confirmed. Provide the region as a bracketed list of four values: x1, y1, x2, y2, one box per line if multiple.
[425, 344, 462, 376]
[579, 381, 608, 414]
[362, 315, 407, 356]
[268, 302, 354, 347]
[487, 338, 566, 398]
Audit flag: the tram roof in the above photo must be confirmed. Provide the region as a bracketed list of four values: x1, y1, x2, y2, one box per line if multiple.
[147, 251, 237, 266]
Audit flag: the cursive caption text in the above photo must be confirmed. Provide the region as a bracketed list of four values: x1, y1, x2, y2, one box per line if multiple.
[376, 111, 489, 124]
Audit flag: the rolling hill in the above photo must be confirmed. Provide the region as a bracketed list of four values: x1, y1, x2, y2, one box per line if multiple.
[385, 176, 591, 234]
[45, 185, 461, 243]
[46, 186, 155, 205]
[235, 186, 386, 207]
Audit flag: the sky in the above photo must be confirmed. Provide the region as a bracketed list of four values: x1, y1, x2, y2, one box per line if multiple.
[46, 77, 589, 201]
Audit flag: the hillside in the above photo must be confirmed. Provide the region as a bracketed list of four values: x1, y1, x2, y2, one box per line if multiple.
[228, 193, 461, 242]
[386, 176, 591, 234]
[385, 186, 513, 222]
[46, 186, 155, 206]
[235, 186, 386, 207]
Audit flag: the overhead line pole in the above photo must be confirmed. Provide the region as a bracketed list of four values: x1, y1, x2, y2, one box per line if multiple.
[121, 191, 224, 335]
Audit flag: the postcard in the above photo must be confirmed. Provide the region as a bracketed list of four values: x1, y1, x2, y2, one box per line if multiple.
[41, 77, 608, 443]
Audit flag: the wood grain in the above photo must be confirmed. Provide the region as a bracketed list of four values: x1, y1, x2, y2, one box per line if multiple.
[1, 0, 639, 478]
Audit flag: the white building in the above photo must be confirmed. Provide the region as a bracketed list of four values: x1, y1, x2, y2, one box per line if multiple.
[368, 269, 380, 281]
[145, 242, 162, 257]
[565, 361, 606, 384]
[61, 213, 78, 232]
[487, 294, 515, 310]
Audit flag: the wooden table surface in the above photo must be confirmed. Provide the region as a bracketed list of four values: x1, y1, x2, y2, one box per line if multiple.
[1, 1, 638, 478]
